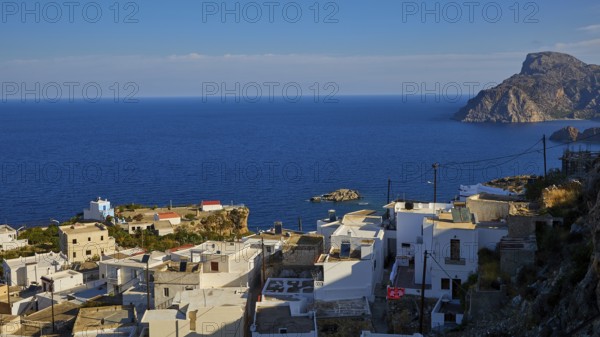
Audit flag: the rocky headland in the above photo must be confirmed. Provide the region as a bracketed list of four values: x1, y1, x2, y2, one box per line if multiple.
[455, 52, 600, 123]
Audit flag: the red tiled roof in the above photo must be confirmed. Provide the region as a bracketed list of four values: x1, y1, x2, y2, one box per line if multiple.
[157, 212, 180, 219]
[201, 200, 221, 206]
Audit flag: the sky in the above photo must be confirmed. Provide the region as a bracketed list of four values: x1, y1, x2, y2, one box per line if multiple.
[2, 0, 600, 97]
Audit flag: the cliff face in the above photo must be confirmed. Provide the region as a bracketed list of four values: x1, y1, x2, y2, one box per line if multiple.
[455, 52, 600, 123]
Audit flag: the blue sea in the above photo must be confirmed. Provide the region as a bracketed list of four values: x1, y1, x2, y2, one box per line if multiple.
[1, 96, 599, 231]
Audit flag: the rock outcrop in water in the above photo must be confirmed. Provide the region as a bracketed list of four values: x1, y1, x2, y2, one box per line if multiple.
[311, 189, 360, 202]
[455, 52, 600, 123]
[549, 126, 600, 143]
[550, 126, 582, 142]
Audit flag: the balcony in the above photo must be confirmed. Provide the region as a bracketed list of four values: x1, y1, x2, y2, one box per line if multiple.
[106, 273, 122, 283]
[444, 257, 466, 265]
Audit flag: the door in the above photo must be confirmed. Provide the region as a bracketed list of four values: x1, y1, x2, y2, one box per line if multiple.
[210, 262, 219, 271]
[452, 278, 461, 299]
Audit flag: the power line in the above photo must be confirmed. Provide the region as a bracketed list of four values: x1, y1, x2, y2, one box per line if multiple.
[440, 138, 543, 168]
[426, 252, 470, 296]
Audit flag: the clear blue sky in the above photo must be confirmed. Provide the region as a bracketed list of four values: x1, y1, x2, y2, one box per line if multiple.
[2, 0, 600, 96]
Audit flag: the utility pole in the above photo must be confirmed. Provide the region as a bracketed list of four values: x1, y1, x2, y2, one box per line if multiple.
[146, 257, 151, 310]
[419, 250, 428, 334]
[50, 278, 55, 334]
[432, 163, 439, 205]
[386, 178, 391, 219]
[6, 274, 10, 311]
[261, 238, 266, 283]
[543, 134, 547, 180]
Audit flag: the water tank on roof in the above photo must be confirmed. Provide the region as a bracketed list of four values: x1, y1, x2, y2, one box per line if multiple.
[328, 210, 336, 222]
[274, 221, 283, 234]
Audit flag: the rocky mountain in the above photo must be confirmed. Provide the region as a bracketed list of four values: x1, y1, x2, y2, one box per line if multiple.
[455, 52, 600, 123]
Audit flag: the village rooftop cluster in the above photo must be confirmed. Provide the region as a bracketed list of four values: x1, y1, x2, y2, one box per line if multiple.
[0, 181, 561, 336]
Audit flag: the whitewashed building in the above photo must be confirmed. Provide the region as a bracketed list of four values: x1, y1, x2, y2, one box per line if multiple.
[99, 251, 168, 295]
[169, 241, 262, 288]
[394, 201, 453, 262]
[200, 200, 223, 212]
[2, 251, 68, 287]
[314, 211, 385, 302]
[0, 224, 28, 251]
[153, 212, 181, 225]
[40, 269, 84, 293]
[83, 197, 115, 221]
[142, 288, 248, 337]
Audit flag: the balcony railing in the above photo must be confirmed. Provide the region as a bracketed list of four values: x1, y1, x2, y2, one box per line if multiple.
[444, 257, 466, 265]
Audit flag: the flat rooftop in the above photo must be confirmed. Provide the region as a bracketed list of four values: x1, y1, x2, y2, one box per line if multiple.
[178, 288, 248, 312]
[324, 248, 363, 262]
[427, 213, 476, 230]
[153, 261, 201, 273]
[59, 222, 107, 234]
[315, 298, 371, 318]
[263, 278, 314, 295]
[142, 309, 185, 322]
[255, 305, 315, 334]
[73, 305, 136, 333]
[3, 251, 66, 268]
[45, 269, 82, 280]
[335, 223, 381, 239]
[392, 264, 431, 291]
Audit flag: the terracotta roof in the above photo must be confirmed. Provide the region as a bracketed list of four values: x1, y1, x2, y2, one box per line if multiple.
[201, 200, 221, 206]
[157, 212, 180, 219]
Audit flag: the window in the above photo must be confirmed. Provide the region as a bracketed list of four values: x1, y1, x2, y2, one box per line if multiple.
[88, 237, 91, 241]
[279, 328, 287, 334]
[72, 239, 77, 244]
[266, 246, 272, 253]
[101, 236, 104, 241]
[450, 239, 460, 260]
[401, 243, 411, 248]
[86, 250, 92, 255]
[211, 262, 219, 272]
[441, 278, 450, 290]
[73, 252, 77, 258]
[164, 288, 170, 297]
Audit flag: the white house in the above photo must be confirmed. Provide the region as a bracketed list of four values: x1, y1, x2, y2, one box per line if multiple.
[169, 241, 262, 288]
[314, 211, 385, 302]
[200, 200, 223, 212]
[99, 251, 168, 295]
[153, 212, 181, 225]
[394, 201, 453, 262]
[83, 197, 115, 221]
[390, 203, 507, 308]
[142, 288, 248, 337]
[40, 269, 84, 293]
[0, 224, 28, 251]
[2, 251, 68, 287]
[423, 211, 479, 300]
